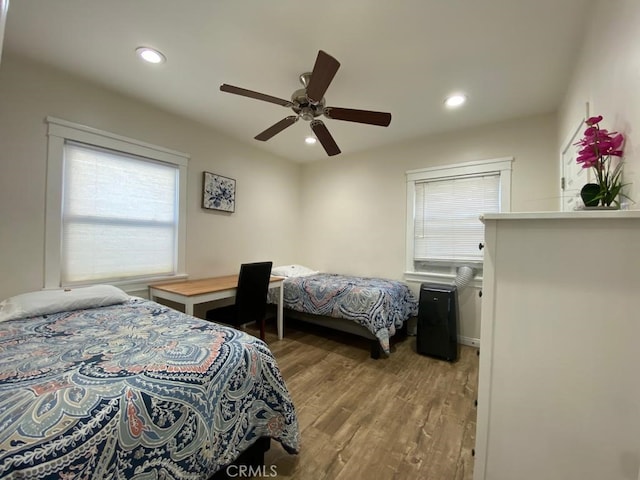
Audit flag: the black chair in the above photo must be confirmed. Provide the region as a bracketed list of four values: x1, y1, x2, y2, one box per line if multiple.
[206, 261, 273, 341]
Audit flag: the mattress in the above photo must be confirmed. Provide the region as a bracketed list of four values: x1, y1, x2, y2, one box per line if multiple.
[277, 273, 418, 354]
[0, 297, 299, 479]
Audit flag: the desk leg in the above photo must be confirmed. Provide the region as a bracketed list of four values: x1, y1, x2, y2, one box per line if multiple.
[185, 302, 194, 316]
[277, 284, 284, 340]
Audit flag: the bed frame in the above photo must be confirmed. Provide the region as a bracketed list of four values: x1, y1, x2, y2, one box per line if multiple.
[284, 309, 410, 359]
[210, 437, 271, 479]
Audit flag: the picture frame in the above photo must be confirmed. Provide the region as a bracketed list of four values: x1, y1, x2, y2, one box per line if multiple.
[202, 172, 236, 212]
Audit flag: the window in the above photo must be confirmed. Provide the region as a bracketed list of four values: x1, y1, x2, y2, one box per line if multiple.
[45, 117, 189, 289]
[405, 158, 512, 277]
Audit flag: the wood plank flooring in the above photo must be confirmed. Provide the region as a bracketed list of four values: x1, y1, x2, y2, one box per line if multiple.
[243, 319, 479, 480]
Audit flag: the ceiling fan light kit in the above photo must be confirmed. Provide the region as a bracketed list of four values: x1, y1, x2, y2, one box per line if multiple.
[220, 50, 392, 156]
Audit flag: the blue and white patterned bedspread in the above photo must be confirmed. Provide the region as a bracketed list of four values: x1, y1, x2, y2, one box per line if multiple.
[0, 298, 299, 479]
[280, 274, 418, 354]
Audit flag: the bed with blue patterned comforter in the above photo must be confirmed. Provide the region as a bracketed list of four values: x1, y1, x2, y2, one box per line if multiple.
[280, 273, 418, 355]
[0, 297, 299, 479]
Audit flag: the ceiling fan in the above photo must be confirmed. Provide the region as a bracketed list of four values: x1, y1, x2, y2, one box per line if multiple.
[220, 50, 392, 156]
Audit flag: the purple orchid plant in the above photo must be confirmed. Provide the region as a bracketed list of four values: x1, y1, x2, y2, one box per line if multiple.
[574, 115, 627, 207]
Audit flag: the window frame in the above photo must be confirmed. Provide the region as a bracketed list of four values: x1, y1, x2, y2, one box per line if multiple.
[45, 117, 189, 291]
[405, 157, 513, 283]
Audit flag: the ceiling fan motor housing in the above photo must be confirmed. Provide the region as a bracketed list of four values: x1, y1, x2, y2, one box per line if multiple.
[291, 87, 325, 121]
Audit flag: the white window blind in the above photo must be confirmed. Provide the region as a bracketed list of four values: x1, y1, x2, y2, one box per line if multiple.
[414, 173, 500, 262]
[61, 141, 178, 284]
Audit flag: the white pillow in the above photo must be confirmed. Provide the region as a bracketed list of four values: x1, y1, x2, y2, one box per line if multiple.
[0, 285, 129, 322]
[271, 264, 319, 277]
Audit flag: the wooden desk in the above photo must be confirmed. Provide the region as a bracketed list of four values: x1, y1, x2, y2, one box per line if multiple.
[149, 275, 285, 340]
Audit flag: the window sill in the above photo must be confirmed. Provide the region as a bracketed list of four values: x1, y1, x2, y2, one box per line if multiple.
[117, 274, 190, 295]
[61, 273, 189, 296]
[404, 271, 483, 288]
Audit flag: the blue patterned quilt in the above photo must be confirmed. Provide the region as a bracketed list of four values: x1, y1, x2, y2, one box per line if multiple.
[0, 298, 299, 479]
[280, 274, 418, 354]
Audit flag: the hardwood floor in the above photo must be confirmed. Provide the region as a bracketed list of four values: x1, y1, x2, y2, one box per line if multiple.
[244, 319, 479, 480]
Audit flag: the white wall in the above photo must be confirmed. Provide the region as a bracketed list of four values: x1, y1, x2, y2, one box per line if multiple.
[0, 55, 302, 299]
[0, 53, 562, 345]
[299, 113, 559, 343]
[560, 0, 640, 208]
[0, 0, 7, 66]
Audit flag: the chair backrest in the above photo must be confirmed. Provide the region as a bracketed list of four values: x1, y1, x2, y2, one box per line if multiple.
[235, 261, 273, 324]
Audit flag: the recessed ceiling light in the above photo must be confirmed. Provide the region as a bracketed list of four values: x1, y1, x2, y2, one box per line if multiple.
[444, 94, 467, 108]
[136, 47, 166, 64]
[305, 136, 317, 145]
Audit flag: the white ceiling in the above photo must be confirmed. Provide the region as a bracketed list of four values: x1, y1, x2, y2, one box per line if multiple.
[3, 0, 593, 163]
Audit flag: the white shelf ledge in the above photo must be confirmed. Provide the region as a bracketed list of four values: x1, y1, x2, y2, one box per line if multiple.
[481, 210, 640, 221]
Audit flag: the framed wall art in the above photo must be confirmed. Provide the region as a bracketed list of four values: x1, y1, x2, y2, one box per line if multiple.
[202, 172, 236, 212]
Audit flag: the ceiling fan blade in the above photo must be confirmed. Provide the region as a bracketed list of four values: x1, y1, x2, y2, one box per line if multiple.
[305, 50, 340, 104]
[311, 120, 341, 156]
[220, 84, 292, 107]
[255, 116, 298, 141]
[323, 107, 392, 127]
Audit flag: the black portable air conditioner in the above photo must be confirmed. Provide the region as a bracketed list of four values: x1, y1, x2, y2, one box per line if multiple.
[416, 283, 459, 362]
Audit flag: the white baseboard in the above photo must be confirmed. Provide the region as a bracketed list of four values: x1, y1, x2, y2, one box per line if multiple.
[459, 335, 480, 348]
